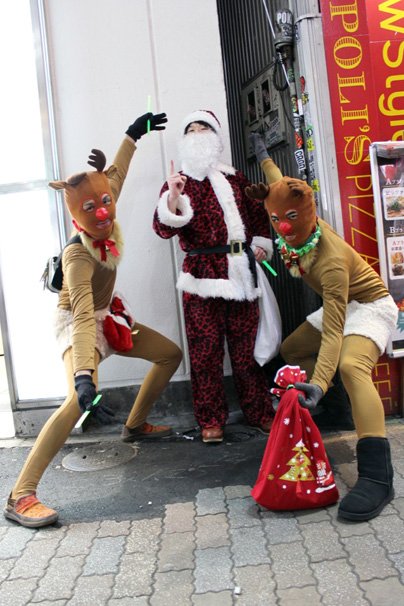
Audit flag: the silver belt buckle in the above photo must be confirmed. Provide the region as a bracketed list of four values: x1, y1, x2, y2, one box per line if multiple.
[230, 240, 243, 256]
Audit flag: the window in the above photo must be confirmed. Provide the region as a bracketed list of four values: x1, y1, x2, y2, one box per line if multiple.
[0, 0, 67, 402]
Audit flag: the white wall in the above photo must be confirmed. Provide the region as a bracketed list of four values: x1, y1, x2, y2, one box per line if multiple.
[44, 0, 231, 389]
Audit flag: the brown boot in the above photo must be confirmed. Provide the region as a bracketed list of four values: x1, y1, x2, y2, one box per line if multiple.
[4, 493, 58, 528]
[201, 426, 224, 443]
[121, 422, 172, 442]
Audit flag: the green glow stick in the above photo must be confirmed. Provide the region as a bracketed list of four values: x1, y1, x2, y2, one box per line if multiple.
[74, 394, 103, 429]
[147, 95, 152, 134]
[262, 260, 277, 277]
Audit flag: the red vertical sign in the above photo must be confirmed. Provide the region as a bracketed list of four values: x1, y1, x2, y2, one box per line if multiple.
[320, 0, 404, 414]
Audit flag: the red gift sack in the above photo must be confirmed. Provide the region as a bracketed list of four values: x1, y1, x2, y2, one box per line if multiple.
[251, 365, 339, 511]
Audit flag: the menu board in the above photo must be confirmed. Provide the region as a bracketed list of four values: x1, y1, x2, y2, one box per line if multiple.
[370, 142, 404, 357]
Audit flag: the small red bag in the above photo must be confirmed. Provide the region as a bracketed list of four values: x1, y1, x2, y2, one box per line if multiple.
[251, 365, 339, 511]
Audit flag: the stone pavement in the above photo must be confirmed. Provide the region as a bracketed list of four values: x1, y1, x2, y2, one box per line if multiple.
[0, 422, 404, 605]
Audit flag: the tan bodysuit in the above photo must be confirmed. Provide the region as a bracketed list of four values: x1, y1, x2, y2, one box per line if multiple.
[12, 138, 182, 499]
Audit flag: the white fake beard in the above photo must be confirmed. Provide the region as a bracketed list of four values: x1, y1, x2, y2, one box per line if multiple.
[178, 131, 223, 180]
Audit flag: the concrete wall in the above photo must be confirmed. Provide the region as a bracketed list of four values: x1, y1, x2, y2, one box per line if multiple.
[44, 0, 230, 389]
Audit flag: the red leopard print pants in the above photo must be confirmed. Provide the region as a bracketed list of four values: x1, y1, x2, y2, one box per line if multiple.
[183, 293, 274, 428]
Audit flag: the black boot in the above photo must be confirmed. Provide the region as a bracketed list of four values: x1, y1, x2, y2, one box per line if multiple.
[338, 437, 394, 521]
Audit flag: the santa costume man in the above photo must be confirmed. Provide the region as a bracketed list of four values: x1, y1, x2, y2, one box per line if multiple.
[153, 110, 279, 443]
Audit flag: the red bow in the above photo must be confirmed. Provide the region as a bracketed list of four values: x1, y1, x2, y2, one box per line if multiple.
[270, 365, 307, 399]
[92, 239, 119, 262]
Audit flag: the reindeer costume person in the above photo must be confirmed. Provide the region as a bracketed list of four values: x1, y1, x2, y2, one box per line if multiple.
[4, 113, 182, 528]
[247, 133, 398, 521]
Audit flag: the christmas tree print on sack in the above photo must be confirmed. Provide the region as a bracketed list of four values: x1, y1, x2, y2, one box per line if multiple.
[251, 365, 339, 511]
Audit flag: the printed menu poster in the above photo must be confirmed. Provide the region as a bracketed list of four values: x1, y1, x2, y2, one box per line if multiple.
[370, 143, 404, 357]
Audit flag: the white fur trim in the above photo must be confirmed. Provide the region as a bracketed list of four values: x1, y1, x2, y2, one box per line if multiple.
[54, 307, 113, 361]
[79, 222, 124, 270]
[175, 168, 262, 300]
[177, 251, 260, 302]
[181, 110, 221, 136]
[208, 168, 246, 241]
[306, 295, 398, 355]
[216, 162, 236, 176]
[157, 191, 194, 227]
[252, 236, 273, 260]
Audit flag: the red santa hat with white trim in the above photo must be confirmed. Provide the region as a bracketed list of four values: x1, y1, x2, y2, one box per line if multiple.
[181, 110, 222, 139]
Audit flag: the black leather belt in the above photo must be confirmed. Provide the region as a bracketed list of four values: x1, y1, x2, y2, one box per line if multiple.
[188, 240, 257, 287]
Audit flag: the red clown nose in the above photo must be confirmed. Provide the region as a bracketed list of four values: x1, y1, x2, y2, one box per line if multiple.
[96, 207, 109, 221]
[279, 221, 293, 236]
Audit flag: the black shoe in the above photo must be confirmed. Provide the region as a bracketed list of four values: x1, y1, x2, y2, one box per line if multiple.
[338, 437, 394, 521]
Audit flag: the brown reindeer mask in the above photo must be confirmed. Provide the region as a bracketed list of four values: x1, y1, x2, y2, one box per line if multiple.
[49, 149, 117, 240]
[246, 177, 317, 248]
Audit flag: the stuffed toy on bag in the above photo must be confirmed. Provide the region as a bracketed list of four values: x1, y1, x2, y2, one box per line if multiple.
[103, 293, 134, 352]
[251, 365, 339, 511]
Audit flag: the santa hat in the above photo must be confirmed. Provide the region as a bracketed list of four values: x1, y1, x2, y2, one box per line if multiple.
[181, 110, 221, 137]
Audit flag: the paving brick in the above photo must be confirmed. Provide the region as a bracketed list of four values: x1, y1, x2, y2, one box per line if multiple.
[82, 535, 126, 576]
[342, 534, 397, 580]
[35, 601, 67, 606]
[32, 526, 66, 541]
[392, 496, 404, 519]
[370, 514, 404, 553]
[196, 488, 226, 516]
[262, 516, 301, 544]
[234, 564, 277, 605]
[97, 520, 131, 537]
[0, 527, 34, 559]
[109, 598, 149, 606]
[227, 497, 261, 528]
[224, 485, 252, 500]
[329, 515, 373, 538]
[360, 576, 404, 604]
[163, 502, 195, 533]
[195, 513, 229, 549]
[56, 522, 99, 557]
[267, 542, 314, 589]
[312, 558, 368, 605]
[389, 551, 404, 582]
[32, 554, 85, 602]
[157, 531, 194, 572]
[392, 474, 404, 498]
[126, 518, 162, 554]
[277, 585, 322, 605]
[300, 521, 346, 562]
[192, 591, 233, 605]
[8, 537, 60, 579]
[151, 569, 193, 605]
[68, 574, 114, 605]
[113, 551, 155, 598]
[259, 509, 294, 520]
[294, 508, 332, 524]
[0, 557, 15, 583]
[0, 577, 38, 606]
[194, 546, 233, 593]
[230, 526, 270, 567]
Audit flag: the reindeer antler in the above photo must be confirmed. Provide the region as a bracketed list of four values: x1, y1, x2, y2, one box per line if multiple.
[87, 148, 107, 171]
[245, 182, 269, 200]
